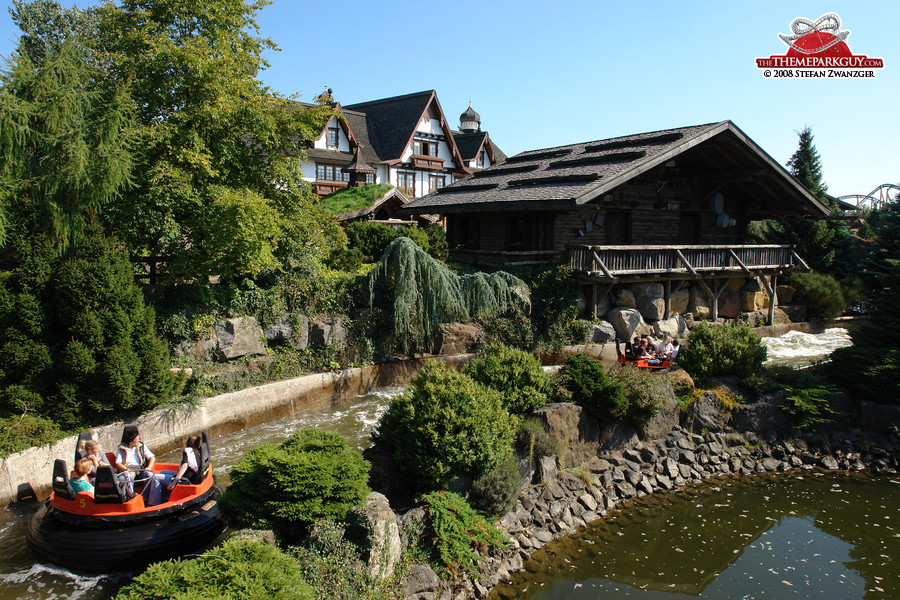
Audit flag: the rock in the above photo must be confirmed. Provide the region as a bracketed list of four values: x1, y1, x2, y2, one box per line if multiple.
[859, 401, 900, 434]
[264, 314, 309, 350]
[688, 286, 712, 319]
[598, 419, 639, 451]
[231, 528, 276, 546]
[405, 564, 441, 596]
[537, 455, 558, 484]
[637, 380, 679, 441]
[718, 290, 740, 319]
[665, 366, 695, 393]
[309, 317, 347, 348]
[670, 288, 690, 315]
[823, 392, 854, 429]
[684, 390, 730, 434]
[779, 305, 807, 322]
[533, 403, 601, 468]
[732, 391, 791, 440]
[586, 321, 616, 344]
[215, 317, 267, 360]
[607, 307, 652, 342]
[594, 294, 612, 317]
[633, 283, 665, 321]
[613, 288, 636, 308]
[351, 492, 402, 581]
[652, 315, 687, 339]
[820, 455, 840, 470]
[173, 335, 217, 360]
[740, 290, 770, 312]
[434, 322, 482, 355]
[776, 284, 796, 303]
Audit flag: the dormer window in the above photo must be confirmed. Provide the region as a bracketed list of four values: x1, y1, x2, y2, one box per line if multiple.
[327, 127, 339, 149]
[414, 140, 438, 157]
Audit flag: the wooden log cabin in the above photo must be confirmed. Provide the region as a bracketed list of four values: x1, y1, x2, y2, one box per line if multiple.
[399, 121, 831, 326]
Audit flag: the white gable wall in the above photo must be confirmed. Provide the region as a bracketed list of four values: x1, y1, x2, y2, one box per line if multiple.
[312, 116, 352, 152]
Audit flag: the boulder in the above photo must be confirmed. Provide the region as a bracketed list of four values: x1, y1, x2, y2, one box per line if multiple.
[350, 492, 402, 581]
[633, 283, 665, 321]
[174, 335, 218, 360]
[607, 307, 652, 341]
[613, 288, 636, 308]
[741, 307, 790, 326]
[652, 315, 687, 338]
[718, 289, 740, 319]
[598, 419, 638, 451]
[637, 380, 679, 441]
[532, 403, 601, 468]
[309, 317, 347, 348]
[726, 277, 746, 291]
[670, 287, 690, 315]
[264, 314, 309, 350]
[595, 293, 612, 318]
[683, 390, 730, 434]
[688, 287, 712, 319]
[405, 564, 441, 596]
[776, 284, 796, 303]
[732, 391, 791, 440]
[215, 317, 267, 360]
[434, 322, 482, 355]
[859, 401, 900, 434]
[740, 290, 770, 312]
[779, 305, 807, 322]
[586, 321, 616, 344]
[665, 366, 695, 393]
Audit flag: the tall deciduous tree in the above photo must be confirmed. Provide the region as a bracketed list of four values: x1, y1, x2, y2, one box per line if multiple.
[97, 0, 343, 282]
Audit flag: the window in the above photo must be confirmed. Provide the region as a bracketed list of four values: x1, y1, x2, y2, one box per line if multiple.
[428, 175, 445, 192]
[326, 127, 339, 149]
[397, 172, 415, 194]
[316, 164, 349, 182]
[365, 173, 375, 184]
[413, 140, 439, 157]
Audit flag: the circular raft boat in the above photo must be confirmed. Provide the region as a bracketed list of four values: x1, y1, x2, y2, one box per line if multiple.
[26, 430, 227, 573]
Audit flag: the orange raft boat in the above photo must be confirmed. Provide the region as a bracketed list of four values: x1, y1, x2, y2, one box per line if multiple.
[26, 431, 226, 573]
[615, 338, 673, 370]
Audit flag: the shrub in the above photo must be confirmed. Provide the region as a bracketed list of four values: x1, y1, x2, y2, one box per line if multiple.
[558, 354, 627, 420]
[374, 361, 517, 491]
[469, 455, 523, 518]
[346, 222, 430, 261]
[678, 323, 767, 381]
[787, 271, 846, 320]
[514, 417, 557, 467]
[0, 412, 63, 458]
[780, 386, 836, 429]
[424, 222, 449, 261]
[421, 491, 506, 579]
[480, 307, 535, 349]
[113, 538, 313, 600]
[607, 365, 669, 426]
[221, 429, 370, 537]
[529, 267, 582, 349]
[462, 344, 551, 414]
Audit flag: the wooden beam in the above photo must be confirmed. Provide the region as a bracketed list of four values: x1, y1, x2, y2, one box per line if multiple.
[728, 249, 752, 275]
[791, 249, 811, 272]
[675, 249, 698, 277]
[591, 249, 615, 280]
[664, 280, 671, 319]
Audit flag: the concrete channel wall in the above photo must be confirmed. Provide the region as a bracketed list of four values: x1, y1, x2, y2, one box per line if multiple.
[0, 355, 470, 507]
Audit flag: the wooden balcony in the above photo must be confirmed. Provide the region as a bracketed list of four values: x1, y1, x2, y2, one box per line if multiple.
[450, 248, 565, 268]
[411, 155, 445, 170]
[568, 244, 807, 283]
[314, 181, 348, 196]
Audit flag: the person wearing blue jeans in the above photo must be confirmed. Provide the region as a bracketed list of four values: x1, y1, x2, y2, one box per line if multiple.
[115, 430, 175, 506]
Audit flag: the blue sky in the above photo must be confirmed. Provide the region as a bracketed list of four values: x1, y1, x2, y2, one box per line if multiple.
[2, 1, 897, 198]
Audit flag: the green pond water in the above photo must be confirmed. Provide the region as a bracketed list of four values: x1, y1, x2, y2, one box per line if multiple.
[491, 471, 899, 600]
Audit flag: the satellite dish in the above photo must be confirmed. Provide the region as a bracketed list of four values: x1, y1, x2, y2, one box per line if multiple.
[711, 192, 725, 214]
[717, 212, 729, 228]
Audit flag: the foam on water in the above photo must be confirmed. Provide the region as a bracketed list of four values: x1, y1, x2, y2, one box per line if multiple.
[763, 328, 852, 367]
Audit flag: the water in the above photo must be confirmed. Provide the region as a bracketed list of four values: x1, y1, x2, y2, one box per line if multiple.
[0, 385, 403, 600]
[762, 327, 852, 368]
[492, 471, 899, 599]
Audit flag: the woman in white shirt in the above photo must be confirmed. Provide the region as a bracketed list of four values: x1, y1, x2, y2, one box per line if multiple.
[168, 434, 203, 489]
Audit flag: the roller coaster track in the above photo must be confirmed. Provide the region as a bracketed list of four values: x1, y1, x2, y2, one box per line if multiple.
[838, 183, 900, 210]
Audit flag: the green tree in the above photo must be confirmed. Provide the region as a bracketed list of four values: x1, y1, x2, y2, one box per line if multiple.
[97, 0, 343, 281]
[462, 343, 551, 414]
[8, 0, 99, 65]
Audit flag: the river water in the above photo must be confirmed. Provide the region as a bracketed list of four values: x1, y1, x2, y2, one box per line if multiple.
[761, 327, 852, 368]
[0, 328, 861, 599]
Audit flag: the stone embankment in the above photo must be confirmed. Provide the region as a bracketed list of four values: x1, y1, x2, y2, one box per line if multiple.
[401, 425, 900, 600]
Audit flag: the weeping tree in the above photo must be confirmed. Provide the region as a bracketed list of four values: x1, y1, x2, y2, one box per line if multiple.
[368, 237, 530, 355]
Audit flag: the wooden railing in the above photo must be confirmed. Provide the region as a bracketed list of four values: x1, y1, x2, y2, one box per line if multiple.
[450, 248, 565, 268]
[568, 244, 805, 280]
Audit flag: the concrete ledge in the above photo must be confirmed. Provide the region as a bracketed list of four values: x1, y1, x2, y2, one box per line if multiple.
[1, 355, 471, 507]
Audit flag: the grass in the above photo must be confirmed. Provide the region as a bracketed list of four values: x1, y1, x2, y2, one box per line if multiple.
[320, 184, 395, 216]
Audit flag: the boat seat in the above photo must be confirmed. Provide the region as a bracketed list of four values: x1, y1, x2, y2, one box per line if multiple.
[93, 465, 128, 503]
[74, 431, 93, 464]
[198, 432, 212, 482]
[52, 459, 77, 501]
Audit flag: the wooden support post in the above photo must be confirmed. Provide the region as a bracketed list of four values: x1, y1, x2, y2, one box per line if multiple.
[592, 283, 598, 318]
[761, 274, 778, 326]
[664, 280, 671, 319]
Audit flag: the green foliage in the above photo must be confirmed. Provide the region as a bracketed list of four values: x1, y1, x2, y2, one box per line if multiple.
[786, 272, 846, 320]
[0, 412, 63, 457]
[113, 537, 313, 600]
[678, 323, 767, 381]
[462, 344, 550, 414]
[346, 222, 430, 261]
[291, 520, 400, 600]
[320, 184, 394, 216]
[9, 0, 99, 65]
[480, 306, 535, 349]
[469, 456, 523, 519]
[529, 267, 582, 349]
[420, 491, 506, 579]
[0, 229, 175, 429]
[424, 222, 449, 261]
[558, 354, 627, 420]
[374, 361, 517, 491]
[607, 365, 669, 426]
[514, 418, 557, 467]
[221, 429, 370, 537]
[780, 386, 836, 430]
[368, 237, 529, 355]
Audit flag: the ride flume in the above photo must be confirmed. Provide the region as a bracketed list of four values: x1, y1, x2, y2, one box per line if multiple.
[26, 428, 226, 573]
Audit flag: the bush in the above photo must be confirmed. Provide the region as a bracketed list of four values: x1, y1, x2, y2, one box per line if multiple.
[113, 538, 313, 600]
[678, 323, 767, 381]
[346, 222, 431, 262]
[529, 267, 582, 349]
[558, 354, 627, 420]
[469, 455, 523, 518]
[374, 361, 517, 491]
[462, 344, 551, 414]
[480, 307, 535, 350]
[421, 491, 506, 579]
[221, 429, 370, 537]
[607, 365, 669, 426]
[780, 386, 837, 429]
[787, 271, 846, 320]
[424, 223, 449, 261]
[0, 412, 63, 458]
[514, 417, 558, 467]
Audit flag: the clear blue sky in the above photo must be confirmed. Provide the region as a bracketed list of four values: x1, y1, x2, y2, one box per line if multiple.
[2, 0, 897, 198]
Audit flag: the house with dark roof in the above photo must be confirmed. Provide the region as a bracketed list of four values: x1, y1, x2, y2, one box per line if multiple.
[300, 90, 504, 198]
[399, 120, 831, 325]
